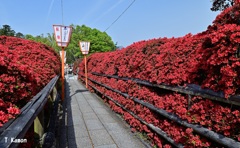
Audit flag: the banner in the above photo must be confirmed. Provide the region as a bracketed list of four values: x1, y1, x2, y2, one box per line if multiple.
[59, 51, 66, 63]
[79, 41, 90, 55]
[53, 25, 72, 47]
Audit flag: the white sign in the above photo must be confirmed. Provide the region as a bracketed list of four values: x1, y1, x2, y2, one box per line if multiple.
[53, 25, 72, 47]
[59, 51, 66, 63]
[79, 41, 90, 55]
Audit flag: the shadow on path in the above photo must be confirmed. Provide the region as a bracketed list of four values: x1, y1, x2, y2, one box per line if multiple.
[57, 80, 78, 148]
[70, 89, 88, 98]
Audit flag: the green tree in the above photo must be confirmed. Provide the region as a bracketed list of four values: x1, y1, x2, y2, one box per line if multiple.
[0, 25, 16, 36]
[15, 32, 24, 38]
[46, 33, 59, 50]
[66, 25, 116, 63]
[25, 33, 60, 52]
[211, 0, 234, 11]
[25, 34, 35, 40]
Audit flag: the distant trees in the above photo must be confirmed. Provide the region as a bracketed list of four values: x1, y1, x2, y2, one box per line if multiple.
[15, 32, 24, 38]
[0, 24, 24, 38]
[211, 0, 236, 11]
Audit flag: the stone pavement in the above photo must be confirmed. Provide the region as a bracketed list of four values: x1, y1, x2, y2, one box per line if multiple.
[58, 77, 147, 148]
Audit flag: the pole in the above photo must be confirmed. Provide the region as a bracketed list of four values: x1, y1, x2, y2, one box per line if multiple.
[61, 47, 65, 100]
[84, 55, 88, 88]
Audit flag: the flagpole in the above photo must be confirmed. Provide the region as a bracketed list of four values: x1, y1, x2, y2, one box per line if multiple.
[84, 55, 88, 88]
[53, 25, 72, 101]
[79, 41, 90, 89]
[61, 47, 65, 100]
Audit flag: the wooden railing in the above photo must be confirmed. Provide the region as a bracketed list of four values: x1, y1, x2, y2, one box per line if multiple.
[92, 72, 240, 107]
[0, 75, 60, 148]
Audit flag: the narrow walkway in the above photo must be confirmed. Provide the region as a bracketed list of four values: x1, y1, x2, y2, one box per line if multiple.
[58, 76, 147, 148]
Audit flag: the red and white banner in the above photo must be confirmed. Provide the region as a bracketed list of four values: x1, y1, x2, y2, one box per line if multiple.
[59, 51, 66, 63]
[53, 25, 72, 47]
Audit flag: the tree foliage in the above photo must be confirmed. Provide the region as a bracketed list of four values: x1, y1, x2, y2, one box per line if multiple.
[25, 33, 60, 51]
[0, 24, 24, 38]
[15, 32, 24, 38]
[210, 0, 239, 11]
[67, 25, 116, 63]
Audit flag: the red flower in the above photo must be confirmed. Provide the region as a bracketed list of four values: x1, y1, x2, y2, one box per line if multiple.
[186, 128, 193, 135]
[7, 107, 20, 115]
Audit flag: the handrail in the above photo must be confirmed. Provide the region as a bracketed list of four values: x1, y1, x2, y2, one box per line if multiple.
[0, 75, 60, 148]
[91, 72, 240, 106]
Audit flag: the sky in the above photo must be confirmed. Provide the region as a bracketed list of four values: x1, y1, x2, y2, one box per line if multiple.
[0, 0, 219, 47]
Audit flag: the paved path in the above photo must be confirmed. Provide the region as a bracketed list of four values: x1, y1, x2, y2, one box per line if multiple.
[58, 78, 147, 148]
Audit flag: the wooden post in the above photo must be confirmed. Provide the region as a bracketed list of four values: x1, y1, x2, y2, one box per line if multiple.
[84, 55, 88, 88]
[61, 47, 65, 100]
[188, 94, 191, 110]
[34, 110, 44, 144]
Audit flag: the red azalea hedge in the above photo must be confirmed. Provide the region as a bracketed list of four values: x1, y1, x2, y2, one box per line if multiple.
[78, 3, 240, 148]
[0, 36, 61, 127]
[82, 3, 240, 98]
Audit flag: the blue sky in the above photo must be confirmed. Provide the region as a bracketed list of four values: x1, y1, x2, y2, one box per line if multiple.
[0, 0, 219, 47]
